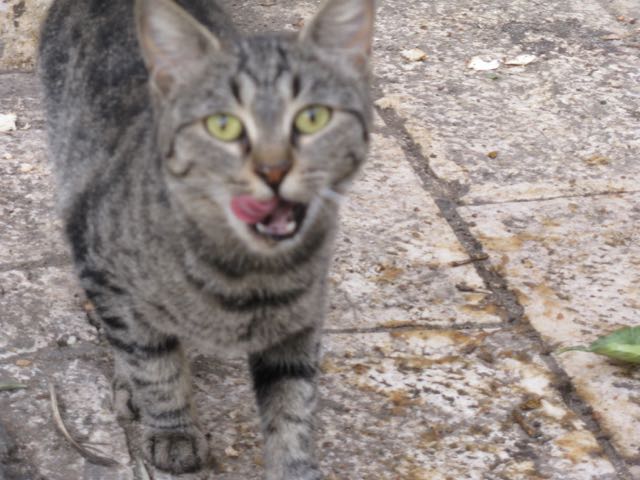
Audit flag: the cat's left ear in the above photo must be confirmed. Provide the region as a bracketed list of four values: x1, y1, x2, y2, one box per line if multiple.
[135, 0, 222, 96]
[300, 0, 376, 73]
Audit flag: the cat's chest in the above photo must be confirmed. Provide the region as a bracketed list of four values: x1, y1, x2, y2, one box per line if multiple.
[138, 263, 323, 353]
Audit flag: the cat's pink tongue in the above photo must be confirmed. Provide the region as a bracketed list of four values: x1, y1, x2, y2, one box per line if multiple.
[231, 196, 279, 224]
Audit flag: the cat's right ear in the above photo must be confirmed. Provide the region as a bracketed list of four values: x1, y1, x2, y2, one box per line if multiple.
[135, 0, 221, 96]
[300, 0, 375, 74]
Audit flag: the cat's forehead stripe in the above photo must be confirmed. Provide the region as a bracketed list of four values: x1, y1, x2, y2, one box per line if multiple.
[236, 37, 294, 89]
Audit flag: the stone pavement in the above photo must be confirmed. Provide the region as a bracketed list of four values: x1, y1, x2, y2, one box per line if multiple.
[1, 0, 639, 479]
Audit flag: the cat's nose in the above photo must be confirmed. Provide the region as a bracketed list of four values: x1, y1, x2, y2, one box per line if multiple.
[254, 161, 292, 189]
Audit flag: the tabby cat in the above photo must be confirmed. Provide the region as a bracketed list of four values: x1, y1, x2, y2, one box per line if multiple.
[39, 0, 374, 477]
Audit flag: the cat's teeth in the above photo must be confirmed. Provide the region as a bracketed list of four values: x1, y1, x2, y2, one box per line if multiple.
[285, 221, 297, 235]
[255, 220, 297, 237]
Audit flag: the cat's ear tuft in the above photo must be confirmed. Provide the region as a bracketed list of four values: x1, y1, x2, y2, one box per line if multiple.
[300, 0, 375, 72]
[135, 0, 221, 95]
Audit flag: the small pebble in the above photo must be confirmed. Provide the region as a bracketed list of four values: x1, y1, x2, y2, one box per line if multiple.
[468, 56, 500, 71]
[401, 48, 428, 62]
[0, 113, 17, 133]
[57, 334, 78, 347]
[225, 446, 240, 458]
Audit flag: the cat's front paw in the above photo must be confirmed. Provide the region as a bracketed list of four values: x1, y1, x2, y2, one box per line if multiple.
[143, 426, 209, 474]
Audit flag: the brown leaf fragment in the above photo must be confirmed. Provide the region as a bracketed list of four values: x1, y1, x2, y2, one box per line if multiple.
[511, 409, 541, 438]
[477, 347, 495, 364]
[455, 282, 491, 294]
[15, 359, 32, 367]
[375, 264, 404, 283]
[388, 389, 419, 409]
[584, 155, 610, 166]
[519, 395, 542, 411]
[450, 254, 489, 267]
[291, 18, 305, 29]
[352, 363, 369, 375]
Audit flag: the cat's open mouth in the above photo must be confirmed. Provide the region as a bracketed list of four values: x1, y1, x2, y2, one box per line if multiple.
[231, 196, 308, 241]
[252, 201, 307, 240]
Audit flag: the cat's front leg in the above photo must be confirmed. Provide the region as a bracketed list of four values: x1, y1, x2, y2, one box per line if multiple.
[106, 324, 209, 474]
[249, 328, 323, 480]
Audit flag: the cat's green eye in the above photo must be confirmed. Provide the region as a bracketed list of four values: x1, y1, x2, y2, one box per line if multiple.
[294, 106, 332, 135]
[205, 113, 244, 142]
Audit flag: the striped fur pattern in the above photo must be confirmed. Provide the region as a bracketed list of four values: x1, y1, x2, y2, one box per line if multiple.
[39, 0, 373, 477]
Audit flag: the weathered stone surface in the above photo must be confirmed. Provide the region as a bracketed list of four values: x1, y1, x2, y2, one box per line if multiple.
[0, 148, 65, 265]
[372, 0, 640, 204]
[0, 73, 66, 266]
[2, 0, 638, 478]
[1, 349, 133, 480]
[460, 192, 640, 470]
[147, 327, 620, 480]
[0, 266, 131, 480]
[0, 0, 313, 71]
[328, 130, 501, 330]
[318, 330, 617, 480]
[0, 0, 51, 70]
[0, 267, 91, 359]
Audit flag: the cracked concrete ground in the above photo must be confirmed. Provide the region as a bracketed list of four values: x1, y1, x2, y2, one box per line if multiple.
[1, 0, 639, 479]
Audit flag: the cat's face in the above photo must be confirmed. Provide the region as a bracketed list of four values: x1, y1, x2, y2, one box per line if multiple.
[136, 0, 374, 255]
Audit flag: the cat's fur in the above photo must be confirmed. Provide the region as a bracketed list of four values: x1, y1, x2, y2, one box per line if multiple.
[39, 0, 374, 477]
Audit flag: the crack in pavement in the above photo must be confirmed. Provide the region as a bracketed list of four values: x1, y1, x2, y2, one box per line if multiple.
[373, 89, 633, 480]
[462, 189, 640, 207]
[0, 69, 35, 76]
[324, 321, 505, 336]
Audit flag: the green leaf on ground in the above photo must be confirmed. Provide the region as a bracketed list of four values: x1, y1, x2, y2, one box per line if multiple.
[557, 326, 640, 363]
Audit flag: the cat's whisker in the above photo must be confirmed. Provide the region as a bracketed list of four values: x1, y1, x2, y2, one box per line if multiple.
[300, 169, 328, 178]
[301, 171, 329, 186]
[223, 177, 250, 188]
[320, 187, 347, 206]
